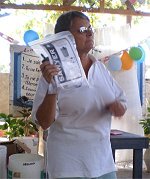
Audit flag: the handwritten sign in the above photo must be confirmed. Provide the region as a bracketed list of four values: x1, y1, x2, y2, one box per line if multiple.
[21, 52, 40, 100]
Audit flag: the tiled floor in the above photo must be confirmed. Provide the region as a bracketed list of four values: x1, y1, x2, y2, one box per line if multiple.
[117, 168, 150, 179]
[116, 161, 150, 179]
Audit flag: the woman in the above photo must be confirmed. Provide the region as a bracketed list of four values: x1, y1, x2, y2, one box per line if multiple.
[32, 11, 127, 179]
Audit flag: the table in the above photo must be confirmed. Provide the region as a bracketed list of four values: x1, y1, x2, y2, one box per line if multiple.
[110, 130, 149, 179]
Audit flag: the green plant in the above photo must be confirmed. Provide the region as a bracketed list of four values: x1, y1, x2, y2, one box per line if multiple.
[17, 96, 38, 137]
[0, 96, 38, 140]
[139, 106, 150, 136]
[0, 113, 38, 141]
[0, 113, 24, 140]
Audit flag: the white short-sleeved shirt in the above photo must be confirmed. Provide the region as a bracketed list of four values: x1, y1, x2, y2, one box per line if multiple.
[32, 55, 127, 178]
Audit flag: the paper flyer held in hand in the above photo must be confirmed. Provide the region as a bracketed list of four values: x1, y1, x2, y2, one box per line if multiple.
[29, 31, 88, 90]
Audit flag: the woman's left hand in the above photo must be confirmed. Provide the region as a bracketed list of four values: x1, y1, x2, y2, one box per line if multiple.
[107, 100, 126, 117]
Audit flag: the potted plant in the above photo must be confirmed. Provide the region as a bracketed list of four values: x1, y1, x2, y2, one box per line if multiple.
[0, 96, 38, 140]
[139, 106, 150, 138]
[139, 106, 150, 172]
[0, 96, 39, 162]
[0, 113, 38, 141]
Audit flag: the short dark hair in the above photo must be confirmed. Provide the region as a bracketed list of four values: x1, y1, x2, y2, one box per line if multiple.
[54, 11, 90, 34]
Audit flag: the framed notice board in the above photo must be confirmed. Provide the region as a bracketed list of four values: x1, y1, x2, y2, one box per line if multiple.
[9, 45, 41, 110]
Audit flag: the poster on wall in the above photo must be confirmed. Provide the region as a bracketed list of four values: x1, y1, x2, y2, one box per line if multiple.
[9, 44, 41, 114]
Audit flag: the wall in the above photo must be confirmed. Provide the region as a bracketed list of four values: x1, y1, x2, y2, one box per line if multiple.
[0, 73, 9, 114]
[145, 79, 150, 104]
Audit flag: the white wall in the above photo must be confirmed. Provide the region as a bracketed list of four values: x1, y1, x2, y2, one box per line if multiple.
[0, 73, 9, 114]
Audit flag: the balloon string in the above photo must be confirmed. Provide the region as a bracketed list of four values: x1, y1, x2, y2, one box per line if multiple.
[0, 32, 15, 43]
[101, 50, 126, 63]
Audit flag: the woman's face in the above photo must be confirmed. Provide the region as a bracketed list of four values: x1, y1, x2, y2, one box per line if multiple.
[69, 17, 94, 54]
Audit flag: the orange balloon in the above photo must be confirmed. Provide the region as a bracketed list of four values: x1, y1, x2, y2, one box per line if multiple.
[121, 51, 133, 70]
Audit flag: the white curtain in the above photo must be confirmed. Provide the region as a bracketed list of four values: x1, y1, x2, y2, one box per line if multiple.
[94, 24, 145, 162]
[111, 64, 144, 162]
[94, 24, 132, 59]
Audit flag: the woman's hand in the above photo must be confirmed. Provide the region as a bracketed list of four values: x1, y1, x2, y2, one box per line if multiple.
[40, 61, 59, 83]
[107, 100, 126, 117]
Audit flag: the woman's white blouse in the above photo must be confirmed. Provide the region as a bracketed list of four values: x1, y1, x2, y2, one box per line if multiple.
[32, 55, 127, 178]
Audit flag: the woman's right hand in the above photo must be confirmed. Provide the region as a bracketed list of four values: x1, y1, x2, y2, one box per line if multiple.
[40, 61, 59, 83]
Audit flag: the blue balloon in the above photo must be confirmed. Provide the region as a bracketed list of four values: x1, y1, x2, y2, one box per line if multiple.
[107, 55, 122, 71]
[137, 46, 145, 63]
[23, 30, 39, 45]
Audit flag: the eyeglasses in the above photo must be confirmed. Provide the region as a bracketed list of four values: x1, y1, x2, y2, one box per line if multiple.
[78, 26, 94, 34]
